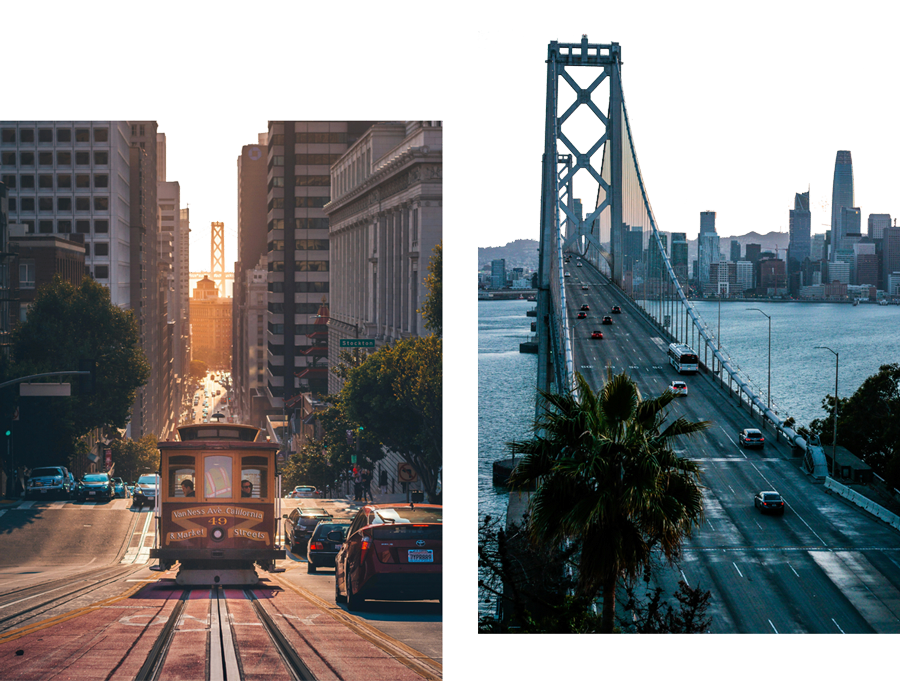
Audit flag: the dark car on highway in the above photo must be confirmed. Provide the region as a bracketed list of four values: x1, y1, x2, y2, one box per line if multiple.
[132, 473, 159, 509]
[283, 507, 333, 555]
[25, 466, 73, 500]
[306, 521, 350, 573]
[611, 305, 622, 313]
[334, 503, 442, 611]
[602, 315, 613, 325]
[76, 473, 114, 502]
[739, 428, 765, 448]
[577, 311, 587, 319]
[754, 491, 785, 515]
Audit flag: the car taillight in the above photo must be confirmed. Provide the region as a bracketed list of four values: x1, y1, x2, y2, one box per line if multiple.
[310, 542, 324, 551]
[360, 535, 372, 557]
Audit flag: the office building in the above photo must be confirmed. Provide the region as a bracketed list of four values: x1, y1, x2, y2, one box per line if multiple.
[325, 122, 443, 396]
[745, 243, 762, 263]
[0, 122, 189, 439]
[868, 213, 891, 240]
[811, 233, 826, 261]
[491, 259, 507, 289]
[882, 227, 900, 293]
[190, 276, 231, 369]
[264, 121, 376, 406]
[736, 260, 754, 292]
[854, 241, 878, 286]
[831, 150, 854, 257]
[788, 191, 811, 263]
[233, 134, 269, 424]
[670, 232, 688, 283]
[698, 211, 720, 287]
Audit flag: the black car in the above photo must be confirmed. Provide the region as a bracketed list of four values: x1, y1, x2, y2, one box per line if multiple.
[739, 428, 765, 448]
[77, 473, 114, 502]
[132, 473, 159, 509]
[306, 521, 349, 573]
[602, 315, 613, 325]
[25, 466, 73, 500]
[283, 507, 333, 555]
[611, 305, 622, 313]
[754, 491, 785, 515]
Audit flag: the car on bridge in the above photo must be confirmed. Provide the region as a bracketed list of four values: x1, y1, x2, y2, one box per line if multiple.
[591, 330, 603, 339]
[602, 315, 613, 325]
[754, 491, 785, 515]
[611, 305, 622, 313]
[581, 285, 588, 291]
[577, 311, 587, 319]
[669, 381, 688, 396]
[577, 262, 582, 267]
[580, 304, 590, 311]
[739, 428, 765, 448]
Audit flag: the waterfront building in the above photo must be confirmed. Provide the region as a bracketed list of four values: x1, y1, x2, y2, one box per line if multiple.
[759, 258, 787, 294]
[700, 211, 716, 234]
[854, 241, 877, 286]
[736, 260, 754, 292]
[670, 232, 688, 283]
[707, 261, 736, 296]
[745, 243, 762, 264]
[698, 211, 719, 286]
[887, 271, 900, 297]
[826, 260, 850, 285]
[491, 259, 507, 289]
[729, 239, 741, 263]
[624, 226, 643, 277]
[883, 227, 900, 293]
[868, 213, 891, 240]
[811, 233, 826, 261]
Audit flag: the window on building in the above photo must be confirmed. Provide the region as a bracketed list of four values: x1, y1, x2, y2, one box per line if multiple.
[76, 220, 91, 233]
[294, 218, 329, 230]
[57, 220, 71, 233]
[139, 125, 145, 136]
[1, 152, 16, 166]
[75, 197, 90, 211]
[268, 261, 285, 272]
[20, 197, 35, 212]
[93, 151, 108, 165]
[94, 220, 108, 233]
[94, 128, 108, 143]
[94, 174, 108, 188]
[57, 197, 72, 211]
[1, 129, 15, 144]
[38, 152, 53, 166]
[93, 265, 109, 279]
[57, 174, 72, 189]
[19, 175, 35, 189]
[57, 129, 71, 143]
[294, 196, 329, 208]
[272, 156, 284, 166]
[20, 152, 34, 166]
[93, 197, 108, 211]
[269, 240, 284, 252]
[75, 129, 90, 143]
[271, 176, 284, 188]
[38, 129, 53, 143]
[75, 152, 90, 166]
[295, 260, 329, 272]
[38, 197, 53, 211]
[75, 174, 91, 188]
[19, 261, 35, 289]
[1, 175, 15, 188]
[7, 198, 16, 211]
[57, 151, 71, 166]
[83, 243, 90, 257]
[94, 242, 109, 257]
[38, 175, 53, 189]
[295, 175, 330, 186]
[19, 129, 34, 143]
[38, 220, 53, 233]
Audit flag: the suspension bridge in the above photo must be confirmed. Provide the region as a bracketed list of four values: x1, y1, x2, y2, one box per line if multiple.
[535, 36, 828, 477]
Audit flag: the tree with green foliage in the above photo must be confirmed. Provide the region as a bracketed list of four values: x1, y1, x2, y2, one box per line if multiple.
[340, 335, 442, 501]
[9, 276, 150, 469]
[509, 370, 709, 633]
[189, 360, 209, 382]
[419, 242, 442, 336]
[109, 434, 159, 483]
[807, 363, 900, 487]
[281, 441, 335, 494]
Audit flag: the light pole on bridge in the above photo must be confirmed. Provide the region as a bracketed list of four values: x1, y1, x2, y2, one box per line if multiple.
[746, 308, 771, 412]
[815, 346, 839, 478]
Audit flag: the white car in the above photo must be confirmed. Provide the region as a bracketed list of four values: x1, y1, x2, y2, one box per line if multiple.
[292, 485, 319, 498]
[669, 381, 688, 396]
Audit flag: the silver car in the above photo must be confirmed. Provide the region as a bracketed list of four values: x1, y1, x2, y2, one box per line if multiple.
[25, 466, 73, 500]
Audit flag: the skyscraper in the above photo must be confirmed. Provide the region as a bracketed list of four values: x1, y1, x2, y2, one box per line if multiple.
[831, 150, 854, 257]
[868, 213, 891, 240]
[730, 239, 741, 263]
[698, 211, 719, 286]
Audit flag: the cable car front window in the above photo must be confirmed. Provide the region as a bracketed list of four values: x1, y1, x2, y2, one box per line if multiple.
[204, 455, 233, 498]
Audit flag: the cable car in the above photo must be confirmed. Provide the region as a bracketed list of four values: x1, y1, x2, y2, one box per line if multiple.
[149, 423, 284, 585]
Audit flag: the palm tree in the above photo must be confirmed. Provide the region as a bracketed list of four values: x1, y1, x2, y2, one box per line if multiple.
[509, 370, 709, 632]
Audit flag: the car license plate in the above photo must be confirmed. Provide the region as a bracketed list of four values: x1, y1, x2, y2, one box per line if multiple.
[89, 491, 96, 495]
[408, 550, 433, 563]
[40, 489, 47, 493]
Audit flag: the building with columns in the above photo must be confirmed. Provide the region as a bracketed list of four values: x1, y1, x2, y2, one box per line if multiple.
[324, 122, 442, 395]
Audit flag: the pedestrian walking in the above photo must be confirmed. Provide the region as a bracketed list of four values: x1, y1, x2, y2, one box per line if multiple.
[361, 469, 371, 503]
[353, 469, 362, 501]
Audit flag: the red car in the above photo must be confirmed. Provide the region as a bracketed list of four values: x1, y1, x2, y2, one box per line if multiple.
[591, 330, 603, 339]
[334, 503, 442, 610]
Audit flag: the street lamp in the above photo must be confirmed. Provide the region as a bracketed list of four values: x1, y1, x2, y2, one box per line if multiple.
[815, 346, 839, 478]
[746, 308, 771, 412]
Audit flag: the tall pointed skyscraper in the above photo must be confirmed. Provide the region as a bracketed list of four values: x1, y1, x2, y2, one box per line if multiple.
[831, 150, 854, 258]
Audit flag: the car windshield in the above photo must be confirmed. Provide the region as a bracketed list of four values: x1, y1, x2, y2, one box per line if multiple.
[300, 508, 329, 516]
[31, 468, 63, 477]
[83, 474, 109, 482]
[746, 430, 762, 437]
[763, 493, 782, 501]
[372, 507, 443, 524]
[313, 523, 348, 538]
[137, 475, 158, 484]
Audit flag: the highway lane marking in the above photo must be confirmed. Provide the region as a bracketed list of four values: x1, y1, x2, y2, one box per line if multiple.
[832, 618, 845, 633]
[749, 461, 828, 547]
[788, 563, 800, 578]
[732, 562, 744, 578]
[768, 620, 778, 633]
[680, 570, 689, 586]
[686, 546, 900, 552]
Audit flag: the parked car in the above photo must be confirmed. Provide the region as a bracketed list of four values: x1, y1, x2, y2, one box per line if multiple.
[739, 428, 765, 448]
[306, 521, 350, 573]
[292, 485, 319, 499]
[25, 466, 73, 500]
[111, 477, 129, 498]
[669, 381, 688, 396]
[283, 507, 333, 554]
[334, 503, 442, 610]
[754, 491, 785, 515]
[77, 473, 114, 502]
[591, 330, 604, 339]
[132, 473, 160, 509]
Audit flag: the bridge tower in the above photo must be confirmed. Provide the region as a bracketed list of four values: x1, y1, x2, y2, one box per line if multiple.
[538, 36, 625, 398]
[210, 221, 225, 296]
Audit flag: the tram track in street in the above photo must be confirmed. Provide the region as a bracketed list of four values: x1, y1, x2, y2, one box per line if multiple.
[0, 563, 150, 633]
[137, 586, 317, 681]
